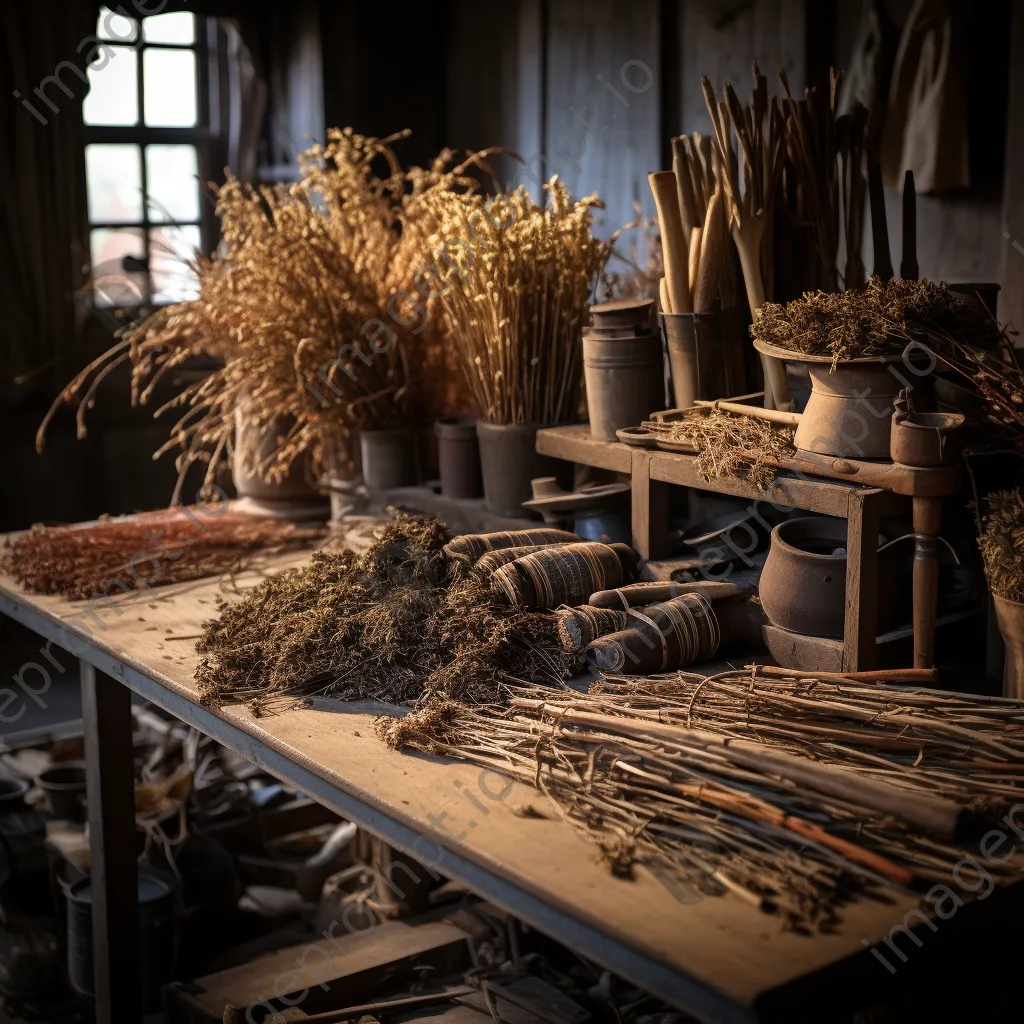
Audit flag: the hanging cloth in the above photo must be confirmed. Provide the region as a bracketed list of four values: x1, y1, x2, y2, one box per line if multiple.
[881, 0, 969, 193]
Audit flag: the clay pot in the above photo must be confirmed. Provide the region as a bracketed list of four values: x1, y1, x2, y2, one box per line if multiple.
[435, 417, 483, 499]
[890, 410, 965, 467]
[993, 595, 1024, 699]
[359, 428, 419, 490]
[233, 407, 321, 504]
[758, 517, 895, 639]
[475, 422, 572, 518]
[38, 762, 87, 822]
[583, 298, 665, 438]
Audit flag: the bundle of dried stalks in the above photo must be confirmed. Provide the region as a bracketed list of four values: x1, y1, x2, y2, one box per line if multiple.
[195, 512, 575, 714]
[39, 130, 490, 497]
[423, 177, 611, 425]
[1, 510, 323, 600]
[978, 490, 1024, 603]
[380, 668, 1024, 930]
[641, 408, 795, 489]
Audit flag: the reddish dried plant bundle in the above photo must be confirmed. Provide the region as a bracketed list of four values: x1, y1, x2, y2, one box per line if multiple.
[1, 509, 324, 600]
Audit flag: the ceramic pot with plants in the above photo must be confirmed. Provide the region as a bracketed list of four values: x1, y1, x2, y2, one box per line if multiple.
[978, 490, 1024, 698]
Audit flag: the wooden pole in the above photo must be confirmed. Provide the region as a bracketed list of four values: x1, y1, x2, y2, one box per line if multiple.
[913, 496, 943, 669]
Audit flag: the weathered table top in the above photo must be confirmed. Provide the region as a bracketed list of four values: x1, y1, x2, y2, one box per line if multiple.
[0, 524, 973, 1024]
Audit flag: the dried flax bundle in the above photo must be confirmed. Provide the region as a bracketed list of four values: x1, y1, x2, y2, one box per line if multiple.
[978, 490, 1024, 603]
[380, 668, 1024, 931]
[424, 178, 611, 426]
[554, 605, 630, 653]
[641, 408, 795, 489]
[38, 130, 489, 496]
[195, 512, 575, 712]
[1, 510, 323, 600]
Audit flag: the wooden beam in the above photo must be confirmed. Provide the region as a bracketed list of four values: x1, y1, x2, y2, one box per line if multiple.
[843, 489, 881, 672]
[82, 662, 141, 1023]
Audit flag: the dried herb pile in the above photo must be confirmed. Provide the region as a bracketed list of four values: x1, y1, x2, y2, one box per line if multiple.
[641, 408, 795, 489]
[381, 668, 1024, 931]
[195, 513, 574, 713]
[0, 510, 323, 600]
[978, 490, 1024, 603]
[752, 276, 1004, 365]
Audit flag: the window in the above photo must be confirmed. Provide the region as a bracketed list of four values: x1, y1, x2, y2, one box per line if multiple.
[83, 7, 212, 307]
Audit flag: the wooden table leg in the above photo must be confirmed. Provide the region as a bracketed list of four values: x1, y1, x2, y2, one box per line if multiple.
[843, 490, 880, 672]
[912, 497, 943, 669]
[82, 662, 141, 1023]
[631, 451, 669, 561]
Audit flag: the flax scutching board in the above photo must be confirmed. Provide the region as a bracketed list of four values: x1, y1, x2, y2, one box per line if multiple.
[0, 533, 936, 1023]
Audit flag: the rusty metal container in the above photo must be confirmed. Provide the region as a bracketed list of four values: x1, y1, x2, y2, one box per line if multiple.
[583, 297, 666, 439]
[994, 595, 1024, 699]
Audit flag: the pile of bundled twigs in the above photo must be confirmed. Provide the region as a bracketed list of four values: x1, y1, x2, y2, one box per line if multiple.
[1, 509, 324, 600]
[380, 667, 1024, 931]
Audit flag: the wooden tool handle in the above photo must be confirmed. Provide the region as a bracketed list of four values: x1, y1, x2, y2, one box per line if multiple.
[695, 398, 802, 426]
[694, 191, 724, 314]
[671, 136, 699, 240]
[688, 226, 702, 301]
[649, 171, 692, 314]
[901, 169, 918, 281]
[868, 151, 893, 281]
[659, 276, 671, 314]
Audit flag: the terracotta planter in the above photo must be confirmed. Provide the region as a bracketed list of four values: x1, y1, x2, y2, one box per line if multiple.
[758, 517, 896, 639]
[359, 428, 419, 490]
[993, 595, 1024, 699]
[476, 422, 572, 518]
[436, 417, 483, 499]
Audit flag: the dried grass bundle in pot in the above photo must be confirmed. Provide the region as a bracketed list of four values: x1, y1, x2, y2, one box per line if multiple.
[425, 177, 611, 426]
[978, 490, 1024, 698]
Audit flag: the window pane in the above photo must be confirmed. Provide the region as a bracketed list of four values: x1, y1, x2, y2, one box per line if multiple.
[143, 12, 195, 44]
[90, 228, 147, 306]
[97, 6, 138, 43]
[146, 145, 200, 223]
[143, 48, 197, 127]
[82, 46, 138, 126]
[150, 225, 201, 304]
[85, 143, 143, 223]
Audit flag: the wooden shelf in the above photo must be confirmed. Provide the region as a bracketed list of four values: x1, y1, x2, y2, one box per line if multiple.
[536, 424, 962, 672]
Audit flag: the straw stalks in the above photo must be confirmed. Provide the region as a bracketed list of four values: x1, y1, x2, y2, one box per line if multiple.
[423, 178, 611, 426]
[38, 130, 489, 496]
[380, 668, 1024, 930]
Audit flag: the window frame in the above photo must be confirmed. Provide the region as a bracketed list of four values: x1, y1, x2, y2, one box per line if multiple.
[83, 10, 217, 307]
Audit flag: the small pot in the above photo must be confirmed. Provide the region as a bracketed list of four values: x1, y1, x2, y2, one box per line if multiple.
[38, 762, 87, 821]
[476, 422, 572, 518]
[435, 417, 483, 499]
[993, 595, 1024, 699]
[890, 410, 965, 467]
[359, 428, 419, 490]
[758, 517, 895, 639]
[0, 778, 30, 813]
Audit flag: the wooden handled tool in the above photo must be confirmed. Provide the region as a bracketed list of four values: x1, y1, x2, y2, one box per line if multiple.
[901, 168, 918, 280]
[671, 136, 699, 241]
[649, 171, 692, 314]
[693, 190, 725, 313]
[868, 150, 893, 280]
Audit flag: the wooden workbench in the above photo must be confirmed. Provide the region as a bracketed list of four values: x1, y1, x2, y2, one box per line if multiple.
[0, 532, 996, 1024]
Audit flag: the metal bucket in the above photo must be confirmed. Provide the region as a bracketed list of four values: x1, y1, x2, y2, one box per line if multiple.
[661, 311, 723, 409]
[359, 428, 419, 490]
[475, 422, 572, 518]
[66, 867, 177, 1012]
